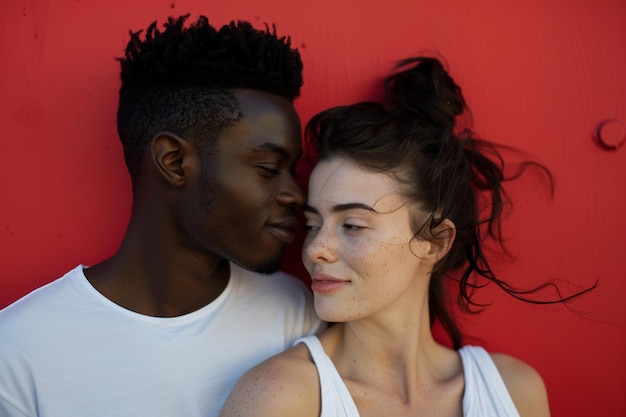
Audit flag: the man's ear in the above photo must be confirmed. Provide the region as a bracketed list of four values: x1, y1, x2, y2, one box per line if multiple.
[151, 131, 196, 187]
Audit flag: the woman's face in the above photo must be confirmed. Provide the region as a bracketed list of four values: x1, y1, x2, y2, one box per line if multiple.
[302, 157, 434, 322]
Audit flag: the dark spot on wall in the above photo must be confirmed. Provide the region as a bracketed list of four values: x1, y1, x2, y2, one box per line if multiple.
[14, 103, 44, 127]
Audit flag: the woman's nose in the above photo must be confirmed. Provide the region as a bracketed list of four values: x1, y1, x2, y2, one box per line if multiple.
[303, 227, 337, 264]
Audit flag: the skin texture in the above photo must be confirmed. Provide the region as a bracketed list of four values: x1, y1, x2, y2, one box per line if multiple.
[220, 157, 550, 417]
[84, 89, 304, 317]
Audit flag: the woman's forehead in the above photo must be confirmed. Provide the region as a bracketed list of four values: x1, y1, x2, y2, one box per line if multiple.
[308, 158, 402, 210]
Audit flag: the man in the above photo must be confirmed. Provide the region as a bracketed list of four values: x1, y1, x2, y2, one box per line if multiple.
[0, 14, 322, 417]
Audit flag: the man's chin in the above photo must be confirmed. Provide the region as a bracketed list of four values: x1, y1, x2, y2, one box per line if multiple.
[235, 254, 283, 275]
[254, 263, 281, 275]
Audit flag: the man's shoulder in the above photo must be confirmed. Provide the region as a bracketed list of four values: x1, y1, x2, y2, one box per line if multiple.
[0, 266, 84, 330]
[229, 264, 322, 332]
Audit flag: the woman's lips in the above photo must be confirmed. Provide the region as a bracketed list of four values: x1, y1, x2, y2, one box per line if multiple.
[310, 273, 350, 294]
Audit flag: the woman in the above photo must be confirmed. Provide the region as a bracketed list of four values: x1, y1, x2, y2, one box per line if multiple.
[220, 57, 553, 417]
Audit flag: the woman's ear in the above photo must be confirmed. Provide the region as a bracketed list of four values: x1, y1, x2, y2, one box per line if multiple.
[411, 219, 456, 262]
[151, 131, 197, 187]
[431, 219, 456, 261]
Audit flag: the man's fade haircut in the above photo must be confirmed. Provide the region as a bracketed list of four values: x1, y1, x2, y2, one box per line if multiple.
[116, 14, 303, 185]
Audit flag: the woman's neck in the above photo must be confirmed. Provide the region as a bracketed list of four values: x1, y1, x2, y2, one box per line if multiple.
[320, 297, 462, 408]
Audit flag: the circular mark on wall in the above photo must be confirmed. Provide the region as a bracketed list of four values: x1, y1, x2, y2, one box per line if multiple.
[594, 119, 625, 151]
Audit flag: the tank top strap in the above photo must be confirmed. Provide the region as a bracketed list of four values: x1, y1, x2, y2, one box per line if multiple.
[458, 345, 520, 417]
[295, 336, 360, 417]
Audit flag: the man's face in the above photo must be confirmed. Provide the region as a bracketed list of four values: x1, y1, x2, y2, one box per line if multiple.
[178, 89, 304, 274]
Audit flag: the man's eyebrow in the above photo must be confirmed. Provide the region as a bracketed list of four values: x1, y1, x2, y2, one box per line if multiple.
[303, 203, 376, 214]
[251, 142, 291, 160]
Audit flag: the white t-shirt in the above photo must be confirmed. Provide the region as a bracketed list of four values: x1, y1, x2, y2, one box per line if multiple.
[297, 336, 520, 417]
[0, 264, 322, 417]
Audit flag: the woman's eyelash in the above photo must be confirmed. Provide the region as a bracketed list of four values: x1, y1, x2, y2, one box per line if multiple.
[343, 223, 364, 231]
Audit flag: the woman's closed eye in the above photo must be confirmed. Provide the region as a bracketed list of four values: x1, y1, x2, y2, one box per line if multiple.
[342, 223, 367, 232]
[303, 224, 319, 232]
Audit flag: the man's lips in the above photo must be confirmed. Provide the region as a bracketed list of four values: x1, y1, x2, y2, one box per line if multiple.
[265, 216, 298, 244]
[310, 272, 351, 294]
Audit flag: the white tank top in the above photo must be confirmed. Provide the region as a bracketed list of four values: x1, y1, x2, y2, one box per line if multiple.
[296, 336, 520, 417]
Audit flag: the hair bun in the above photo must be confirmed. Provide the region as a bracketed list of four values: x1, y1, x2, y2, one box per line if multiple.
[384, 57, 466, 131]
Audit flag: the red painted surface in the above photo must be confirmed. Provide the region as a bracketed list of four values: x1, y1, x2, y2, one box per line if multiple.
[1, 1, 624, 415]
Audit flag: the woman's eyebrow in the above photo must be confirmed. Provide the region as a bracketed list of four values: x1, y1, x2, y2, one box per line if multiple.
[303, 202, 376, 214]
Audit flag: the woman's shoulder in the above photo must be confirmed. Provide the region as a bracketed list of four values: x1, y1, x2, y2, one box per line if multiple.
[220, 342, 320, 417]
[489, 352, 550, 417]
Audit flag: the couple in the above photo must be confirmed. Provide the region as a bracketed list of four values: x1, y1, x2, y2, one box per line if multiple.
[0, 14, 549, 417]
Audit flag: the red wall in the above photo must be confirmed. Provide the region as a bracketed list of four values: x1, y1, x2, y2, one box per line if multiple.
[1, 1, 624, 415]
